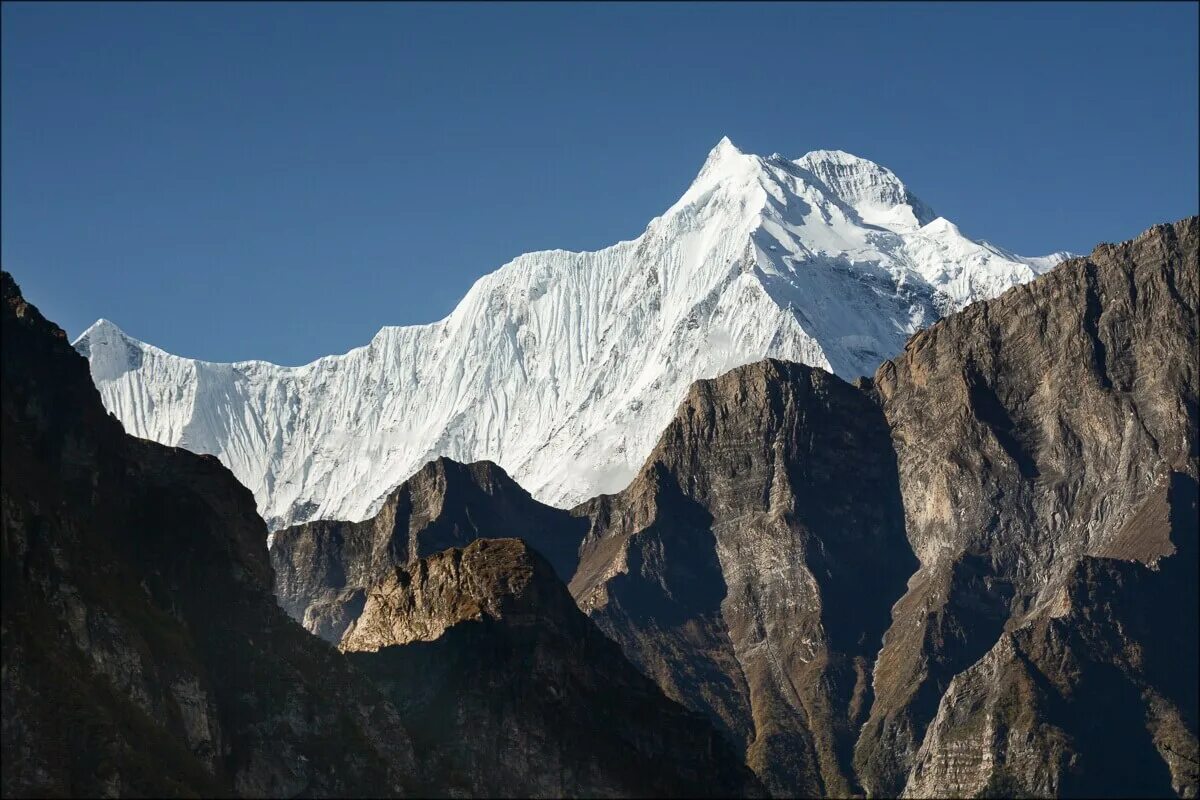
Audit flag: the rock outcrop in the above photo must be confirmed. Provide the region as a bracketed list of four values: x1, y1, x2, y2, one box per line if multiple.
[0, 271, 417, 797]
[271, 457, 586, 642]
[340, 537, 763, 797]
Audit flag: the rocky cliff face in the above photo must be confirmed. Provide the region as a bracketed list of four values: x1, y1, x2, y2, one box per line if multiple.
[0, 271, 417, 797]
[854, 217, 1199, 796]
[902, 473, 1198, 799]
[569, 359, 918, 797]
[271, 457, 586, 642]
[340, 537, 763, 797]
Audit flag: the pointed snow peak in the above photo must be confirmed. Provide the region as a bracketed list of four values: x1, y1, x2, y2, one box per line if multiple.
[73, 318, 127, 347]
[710, 135, 742, 159]
[669, 136, 769, 218]
[695, 135, 754, 178]
[72, 318, 147, 380]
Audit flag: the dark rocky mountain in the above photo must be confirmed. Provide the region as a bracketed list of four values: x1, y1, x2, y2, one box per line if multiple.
[0, 271, 761, 798]
[340, 537, 762, 797]
[1, 271, 416, 797]
[272, 457, 586, 642]
[902, 473, 1198, 798]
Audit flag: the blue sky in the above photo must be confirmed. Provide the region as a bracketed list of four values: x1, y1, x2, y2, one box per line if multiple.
[3, 2, 1197, 365]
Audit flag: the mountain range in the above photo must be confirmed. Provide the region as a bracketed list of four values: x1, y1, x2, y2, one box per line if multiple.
[271, 216, 1198, 796]
[3, 145, 1195, 797]
[73, 138, 1070, 529]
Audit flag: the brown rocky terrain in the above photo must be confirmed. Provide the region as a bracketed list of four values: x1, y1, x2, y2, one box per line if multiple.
[340, 537, 763, 797]
[566, 217, 1197, 797]
[258, 217, 1197, 798]
[272, 457, 586, 642]
[902, 473, 1198, 798]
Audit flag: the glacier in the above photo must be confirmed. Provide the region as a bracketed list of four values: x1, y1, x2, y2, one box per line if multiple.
[74, 138, 1070, 529]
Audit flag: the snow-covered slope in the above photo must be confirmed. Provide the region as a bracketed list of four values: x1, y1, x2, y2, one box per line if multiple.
[75, 138, 1069, 529]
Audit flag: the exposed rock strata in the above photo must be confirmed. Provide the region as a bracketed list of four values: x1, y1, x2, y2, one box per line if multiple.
[264, 219, 1197, 798]
[280, 218, 1197, 798]
[902, 473, 1198, 798]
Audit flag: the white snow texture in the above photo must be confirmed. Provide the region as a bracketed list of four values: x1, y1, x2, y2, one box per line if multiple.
[74, 139, 1069, 529]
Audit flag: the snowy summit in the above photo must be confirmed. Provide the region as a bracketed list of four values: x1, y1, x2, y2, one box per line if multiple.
[75, 138, 1071, 529]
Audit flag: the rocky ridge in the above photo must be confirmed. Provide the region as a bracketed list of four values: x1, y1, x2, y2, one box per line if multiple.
[902, 473, 1198, 798]
[1, 270, 415, 797]
[568, 359, 917, 797]
[854, 216, 1199, 795]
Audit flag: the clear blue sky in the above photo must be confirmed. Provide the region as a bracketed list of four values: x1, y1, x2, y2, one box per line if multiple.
[3, 2, 1197, 365]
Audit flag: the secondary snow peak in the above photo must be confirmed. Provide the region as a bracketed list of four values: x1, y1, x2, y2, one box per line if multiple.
[795, 149, 936, 232]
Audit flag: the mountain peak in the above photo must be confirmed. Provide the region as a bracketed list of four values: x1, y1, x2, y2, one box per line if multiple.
[709, 134, 742, 158]
[74, 317, 125, 343]
[691, 135, 755, 184]
[72, 318, 147, 380]
[74, 143, 1071, 528]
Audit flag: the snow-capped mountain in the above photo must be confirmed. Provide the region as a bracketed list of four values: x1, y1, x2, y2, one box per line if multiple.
[74, 138, 1070, 529]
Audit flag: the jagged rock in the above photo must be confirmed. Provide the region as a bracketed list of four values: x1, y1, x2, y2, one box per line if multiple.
[0, 271, 416, 797]
[271, 458, 586, 642]
[569, 359, 916, 796]
[854, 217, 1199, 796]
[340, 538, 763, 798]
